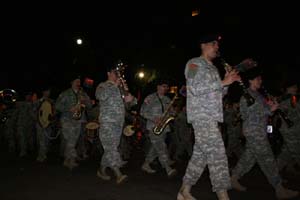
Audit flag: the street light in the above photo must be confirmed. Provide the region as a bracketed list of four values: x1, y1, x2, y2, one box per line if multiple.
[138, 71, 145, 79]
[76, 38, 83, 45]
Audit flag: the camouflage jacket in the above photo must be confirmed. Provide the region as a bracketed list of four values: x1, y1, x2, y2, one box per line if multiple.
[279, 94, 300, 131]
[240, 88, 271, 132]
[55, 88, 92, 121]
[140, 92, 172, 131]
[95, 80, 125, 124]
[185, 56, 228, 123]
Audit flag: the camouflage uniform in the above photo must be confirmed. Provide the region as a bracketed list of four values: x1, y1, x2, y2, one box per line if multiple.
[182, 56, 231, 193]
[15, 101, 35, 157]
[140, 92, 175, 175]
[2, 105, 18, 153]
[231, 89, 282, 188]
[95, 80, 136, 169]
[173, 109, 193, 160]
[224, 105, 243, 159]
[55, 88, 92, 167]
[277, 94, 300, 170]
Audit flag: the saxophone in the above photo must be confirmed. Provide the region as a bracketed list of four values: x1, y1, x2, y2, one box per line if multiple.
[153, 93, 179, 135]
[72, 87, 85, 120]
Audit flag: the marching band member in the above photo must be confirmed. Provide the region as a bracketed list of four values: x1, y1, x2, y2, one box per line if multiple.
[55, 75, 92, 170]
[95, 62, 136, 184]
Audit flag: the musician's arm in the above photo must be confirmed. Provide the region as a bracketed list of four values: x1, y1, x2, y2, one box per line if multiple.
[188, 66, 222, 96]
[239, 96, 249, 121]
[95, 84, 108, 102]
[55, 92, 72, 113]
[82, 92, 93, 109]
[125, 95, 137, 108]
[140, 96, 155, 122]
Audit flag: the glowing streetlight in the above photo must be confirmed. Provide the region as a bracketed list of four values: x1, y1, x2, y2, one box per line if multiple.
[76, 38, 83, 45]
[138, 71, 145, 79]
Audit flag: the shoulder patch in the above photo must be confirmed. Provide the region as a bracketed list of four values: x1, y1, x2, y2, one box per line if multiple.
[188, 63, 198, 69]
[186, 63, 199, 79]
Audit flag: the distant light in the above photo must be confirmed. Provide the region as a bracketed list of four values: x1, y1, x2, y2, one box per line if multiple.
[170, 86, 178, 94]
[192, 9, 200, 17]
[138, 72, 145, 79]
[76, 38, 83, 45]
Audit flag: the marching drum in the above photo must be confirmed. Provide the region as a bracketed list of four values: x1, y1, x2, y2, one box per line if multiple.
[38, 99, 55, 128]
[85, 121, 100, 141]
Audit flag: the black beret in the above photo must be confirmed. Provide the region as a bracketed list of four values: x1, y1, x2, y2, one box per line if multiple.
[156, 79, 170, 86]
[199, 34, 222, 44]
[244, 67, 263, 81]
[70, 74, 81, 82]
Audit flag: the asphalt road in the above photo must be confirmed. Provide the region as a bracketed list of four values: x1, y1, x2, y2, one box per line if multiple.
[0, 146, 299, 200]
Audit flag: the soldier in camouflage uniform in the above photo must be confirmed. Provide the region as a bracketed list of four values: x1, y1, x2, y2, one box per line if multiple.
[276, 81, 300, 173]
[230, 69, 299, 199]
[177, 34, 241, 200]
[34, 87, 55, 162]
[1, 97, 18, 153]
[15, 92, 36, 157]
[55, 76, 92, 170]
[140, 80, 177, 177]
[95, 64, 136, 184]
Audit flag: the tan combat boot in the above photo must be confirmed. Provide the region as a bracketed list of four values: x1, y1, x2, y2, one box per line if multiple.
[167, 168, 177, 178]
[96, 166, 111, 181]
[231, 175, 247, 191]
[177, 184, 196, 200]
[63, 158, 78, 170]
[216, 190, 230, 200]
[113, 167, 128, 184]
[275, 184, 299, 199]
[141, 162, 156, 174]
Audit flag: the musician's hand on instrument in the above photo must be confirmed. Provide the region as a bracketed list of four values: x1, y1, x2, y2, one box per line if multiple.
[124, 93, 134, 103]
[268, 101, 279, 112]
[222, 70, 241, 86]
[69, 106, 78, 112]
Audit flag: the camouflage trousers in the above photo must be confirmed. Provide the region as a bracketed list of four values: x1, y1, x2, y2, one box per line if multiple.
[3, 118, 16, 153]
[145, 129, 170, 169]
[226, 127, 243, 158]
[36, 123, 52, 158]
[17, 123, 34, 156]
[182, 121, 231, 193]
[99, 122, 123, 168]
[277, 129, 300, 170]
[61, 119, 81, 161]
[232, 127, 281, 188]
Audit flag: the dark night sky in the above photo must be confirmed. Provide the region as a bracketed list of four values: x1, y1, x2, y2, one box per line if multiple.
[2, 2, 299, 98]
